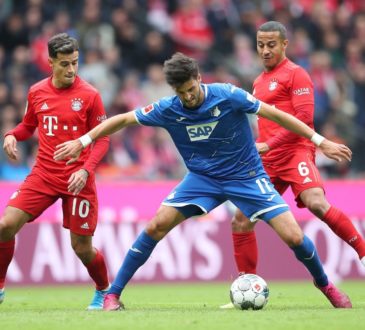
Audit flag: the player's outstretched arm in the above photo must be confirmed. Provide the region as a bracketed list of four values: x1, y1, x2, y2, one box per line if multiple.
[257, 102, 352, 162]
[54, 111, 138, 163]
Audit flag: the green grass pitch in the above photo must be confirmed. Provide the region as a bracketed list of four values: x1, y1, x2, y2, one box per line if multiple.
[1, 281, 364, 330]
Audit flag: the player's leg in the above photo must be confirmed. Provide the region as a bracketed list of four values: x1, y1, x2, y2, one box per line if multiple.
[219, 209, 257, 309]
[70, 233, 109, 310]
[227, 173, 351, 308]
[0, 173, 58, 304]
[104, 205, 187, 311]
[230, 170, 289, 275]
[299, 187, 365, 264]
[231, 209, 258, 274]
[221, 172, 288, 309]
[0, 206, 32, 303]
[63, 184, 109, 310]
[288, 152, 365, 263]
[0, 206, 32, 241]
[269, 210, 352, 308]
[104, 172, 223, 311]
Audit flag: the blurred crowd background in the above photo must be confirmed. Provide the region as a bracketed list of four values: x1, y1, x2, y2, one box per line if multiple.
[0, 0, 364, 181]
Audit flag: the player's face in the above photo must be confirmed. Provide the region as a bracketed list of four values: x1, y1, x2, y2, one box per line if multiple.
[174, 75, 204, 109]
[49, 51, 79, 88]
[256, 31, 288, 72]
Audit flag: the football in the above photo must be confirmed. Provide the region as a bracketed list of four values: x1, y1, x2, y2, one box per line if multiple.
[230, 273, 269, 310]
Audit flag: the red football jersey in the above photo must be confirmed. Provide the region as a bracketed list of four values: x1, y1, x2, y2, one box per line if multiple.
[20, 76, 107, 184]
[253, 58, 316, 164]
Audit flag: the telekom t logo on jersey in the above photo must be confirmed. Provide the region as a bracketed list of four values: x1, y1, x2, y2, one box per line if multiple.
[43, 116, 78, 136]
[43, 116, 58, 136]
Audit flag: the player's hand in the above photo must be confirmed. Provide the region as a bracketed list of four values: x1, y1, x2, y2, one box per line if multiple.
[68, 169, 89, 195]
[54, 140, 83, 165]
[319, 139, 352, 162]
[3, 135, 18, 160]
[256, 142, 270, 155]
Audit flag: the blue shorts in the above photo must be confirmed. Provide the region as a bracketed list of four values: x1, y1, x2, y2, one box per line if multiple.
[162, 171, 289, 223]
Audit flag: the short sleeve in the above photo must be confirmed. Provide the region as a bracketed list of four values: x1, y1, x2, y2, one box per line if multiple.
[226, 84, 261, 114]
[135, 99, 166, 127]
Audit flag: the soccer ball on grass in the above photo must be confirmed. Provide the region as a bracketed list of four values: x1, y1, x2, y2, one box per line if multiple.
[230, 273, 269, 310]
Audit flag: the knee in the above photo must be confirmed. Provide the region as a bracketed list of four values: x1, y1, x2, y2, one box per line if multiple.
[145, 212, 172, 240]
[306, 200, 329, 217]
[0, 208, 31, 241]
[145, 206, 184, 241]
[231, 211, 254, 233]
[300, 188, 330, 217]
[286, 231, 304, 248]
[145, 220, 166, 240]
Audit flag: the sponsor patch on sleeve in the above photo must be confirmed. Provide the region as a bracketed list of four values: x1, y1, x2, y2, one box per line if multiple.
[141, 103, 155, 115]
[97, 114, 107, 122]
[293, 87, 311, 96]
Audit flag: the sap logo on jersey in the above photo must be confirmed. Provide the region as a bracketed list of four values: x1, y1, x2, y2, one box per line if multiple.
[186, 121, 218, 141]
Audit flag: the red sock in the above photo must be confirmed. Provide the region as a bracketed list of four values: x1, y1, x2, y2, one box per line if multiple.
[0, 239, 15, 289]
[232, 232, 258, 274]
[322, 206, 365, 258]
[85, 249, 109, 291]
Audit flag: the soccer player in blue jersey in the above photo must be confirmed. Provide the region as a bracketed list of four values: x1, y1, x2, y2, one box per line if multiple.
[54, 52, 353, 310]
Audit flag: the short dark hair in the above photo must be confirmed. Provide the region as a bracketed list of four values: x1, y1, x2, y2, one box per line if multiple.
[48, 33, 79, 58]
[163, 52, 199, 87]
[258, 21, 287, 40]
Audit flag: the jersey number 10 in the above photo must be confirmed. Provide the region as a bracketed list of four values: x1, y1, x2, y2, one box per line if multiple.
[72, 198, 90, 218]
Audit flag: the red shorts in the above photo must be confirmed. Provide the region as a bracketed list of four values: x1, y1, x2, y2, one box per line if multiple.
[263, 151, 324, 208]
[7, 171, 98, 236]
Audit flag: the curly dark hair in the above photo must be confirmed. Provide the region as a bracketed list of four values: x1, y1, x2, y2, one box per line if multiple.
[163, 52, 199, 88]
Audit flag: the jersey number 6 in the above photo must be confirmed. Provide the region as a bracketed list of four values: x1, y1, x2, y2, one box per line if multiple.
[298, 161, 310, 176]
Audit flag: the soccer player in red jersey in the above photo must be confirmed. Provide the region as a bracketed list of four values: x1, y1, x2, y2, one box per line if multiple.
[221, 21, 365, 308]
[0, 33, 110, 309]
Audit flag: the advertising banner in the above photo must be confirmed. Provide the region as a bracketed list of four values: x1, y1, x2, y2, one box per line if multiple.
[1, 181, 364, 284]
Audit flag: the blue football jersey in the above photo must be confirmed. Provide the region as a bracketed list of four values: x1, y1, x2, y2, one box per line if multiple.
[134, 83, 264, 179]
